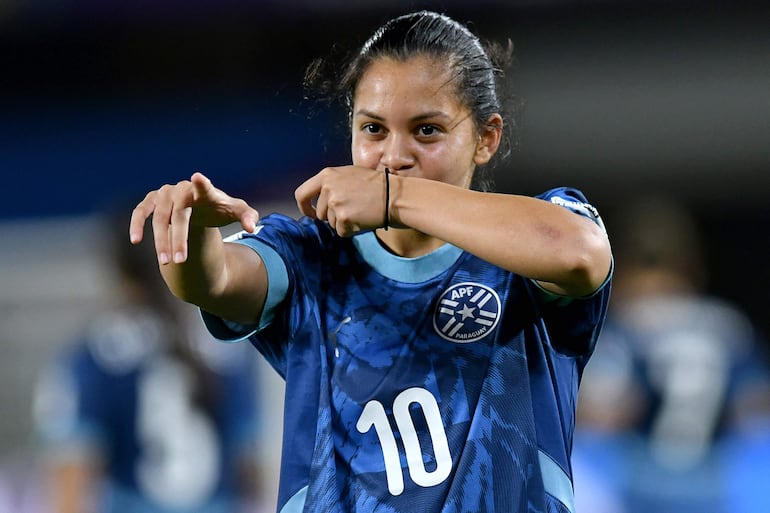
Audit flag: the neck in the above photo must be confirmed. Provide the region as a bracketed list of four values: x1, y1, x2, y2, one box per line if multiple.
[374, 227, 446, 258]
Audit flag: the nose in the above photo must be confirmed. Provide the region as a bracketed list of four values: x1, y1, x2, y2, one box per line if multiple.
[381, 133, 414, 172]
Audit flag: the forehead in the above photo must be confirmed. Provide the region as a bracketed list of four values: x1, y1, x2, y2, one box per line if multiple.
[353, 56, 465, 115]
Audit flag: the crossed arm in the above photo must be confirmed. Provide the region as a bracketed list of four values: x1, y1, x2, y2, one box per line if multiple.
[129, 168, 612, 324]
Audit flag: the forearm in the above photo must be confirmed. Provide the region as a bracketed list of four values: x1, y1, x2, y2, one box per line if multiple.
[159, 226, 228, 303]
[390, 176, 612, 296]
[159, 227, 267, 323]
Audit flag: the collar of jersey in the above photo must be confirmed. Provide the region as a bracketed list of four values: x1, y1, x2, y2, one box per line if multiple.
[352, 231, 463, 283]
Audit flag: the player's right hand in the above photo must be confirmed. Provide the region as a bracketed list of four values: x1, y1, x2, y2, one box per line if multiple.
[129, 172, 259, 265]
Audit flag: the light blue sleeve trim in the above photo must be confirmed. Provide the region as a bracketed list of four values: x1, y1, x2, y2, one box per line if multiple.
[538, 450, 576, 513]
[279, 486, 307, 513]
[531, 257, 614, 305]
[531, 280, 576, 306]
[239, 238, 289, 329]
[199, 311, 256, 343]
[199, 234, 289, 343]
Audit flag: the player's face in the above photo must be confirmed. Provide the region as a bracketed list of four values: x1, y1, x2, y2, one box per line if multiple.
[351, 56, 494, 188]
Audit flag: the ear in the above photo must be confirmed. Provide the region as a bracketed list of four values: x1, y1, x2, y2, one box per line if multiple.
[473, 114, 503, 166]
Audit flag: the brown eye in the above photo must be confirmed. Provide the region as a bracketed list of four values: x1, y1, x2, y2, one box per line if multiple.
[363, 123, 382, 135]
[418, 125, 439, 136]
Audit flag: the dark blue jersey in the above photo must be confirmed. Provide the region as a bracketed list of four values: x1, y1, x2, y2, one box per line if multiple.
[204, 188, 611, 513]
[35, 307, 260, 513]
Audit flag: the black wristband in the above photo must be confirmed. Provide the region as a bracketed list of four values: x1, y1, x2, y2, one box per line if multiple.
[383, 168, 390, 230]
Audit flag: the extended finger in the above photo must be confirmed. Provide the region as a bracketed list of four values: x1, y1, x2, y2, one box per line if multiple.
[190, 171, 214, 201]
[234, 199, 260, 233]
[151, 184, 187, 265]
[129, 191, 157, 244]
[192, 172, 259, 230]
[170, 203, 193, 263]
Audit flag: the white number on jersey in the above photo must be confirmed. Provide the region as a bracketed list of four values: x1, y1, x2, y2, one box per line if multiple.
[356, 387, 452, 496]
[136, 356, 220, 508]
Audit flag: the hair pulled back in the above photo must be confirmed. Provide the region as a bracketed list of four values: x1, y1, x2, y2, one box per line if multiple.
[305, 11, 514, 190]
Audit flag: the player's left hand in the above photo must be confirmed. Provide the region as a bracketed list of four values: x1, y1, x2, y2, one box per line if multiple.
[295, 166, 388, 237]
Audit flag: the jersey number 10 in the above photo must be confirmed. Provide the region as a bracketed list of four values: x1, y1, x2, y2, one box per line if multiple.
[356, 387, 453, 496]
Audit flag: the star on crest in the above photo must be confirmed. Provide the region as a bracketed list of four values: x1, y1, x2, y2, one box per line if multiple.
[458, 304, 476, 321]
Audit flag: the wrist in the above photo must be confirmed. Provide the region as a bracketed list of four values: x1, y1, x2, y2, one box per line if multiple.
[387, 173, 404, 228]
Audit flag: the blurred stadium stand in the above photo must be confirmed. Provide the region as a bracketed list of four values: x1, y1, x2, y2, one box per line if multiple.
[2, 0, 768, 215]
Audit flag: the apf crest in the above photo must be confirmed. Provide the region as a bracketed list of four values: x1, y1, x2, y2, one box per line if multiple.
[433, 282, 501, 343]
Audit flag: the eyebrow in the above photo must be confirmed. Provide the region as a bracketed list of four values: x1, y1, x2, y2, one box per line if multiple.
[354, 109, 452, 123]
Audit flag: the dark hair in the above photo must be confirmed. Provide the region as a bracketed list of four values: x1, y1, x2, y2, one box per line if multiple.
[304, 10, 514, 191]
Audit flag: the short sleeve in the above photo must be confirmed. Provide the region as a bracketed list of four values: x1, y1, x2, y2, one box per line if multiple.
[529, 187, 613, 356]
[538, 187, 606, 232]
[200, 229, 290, 342]
[530, 187, 612, 302]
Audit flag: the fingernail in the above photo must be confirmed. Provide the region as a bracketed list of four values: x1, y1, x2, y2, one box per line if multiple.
[174, 252, 185, 263]
[159, 252, 169, 265]
[129, 232, 139, 243]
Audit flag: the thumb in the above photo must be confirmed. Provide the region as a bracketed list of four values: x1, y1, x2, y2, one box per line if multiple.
[190, 171, 214, 200]
[240, 207, 260, 234]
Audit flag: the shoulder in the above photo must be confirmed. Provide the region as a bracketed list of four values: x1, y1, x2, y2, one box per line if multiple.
[537, 187, 605, 230]
[259, 213, 333, 238]
[230, 213, 339, 251]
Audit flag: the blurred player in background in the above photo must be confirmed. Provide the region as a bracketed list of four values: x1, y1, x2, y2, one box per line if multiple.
[129, 11, 612, 513]
[574, 195, 770, 513]
[34, 212, 264, 513]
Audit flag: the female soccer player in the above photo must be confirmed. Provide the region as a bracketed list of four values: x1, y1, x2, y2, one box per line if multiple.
[130, 11, 613, 513]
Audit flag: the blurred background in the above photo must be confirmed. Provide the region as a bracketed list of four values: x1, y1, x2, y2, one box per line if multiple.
[1, 0, 768, 512]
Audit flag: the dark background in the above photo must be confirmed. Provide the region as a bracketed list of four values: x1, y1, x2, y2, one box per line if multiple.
[2, 0, 768, 340]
